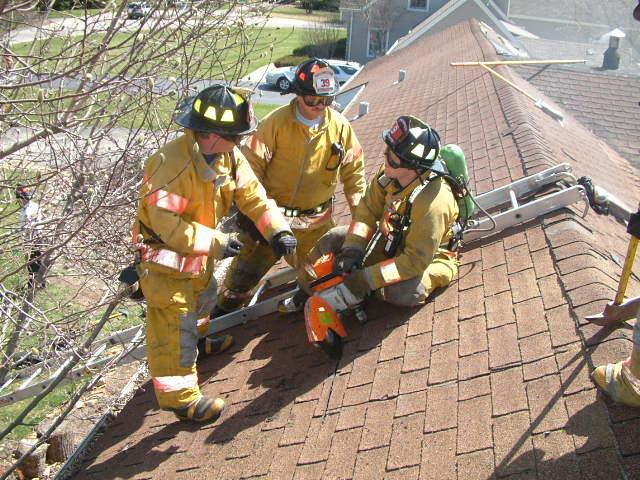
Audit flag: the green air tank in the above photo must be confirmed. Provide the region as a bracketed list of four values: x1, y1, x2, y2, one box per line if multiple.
[440, 144, 475, 223]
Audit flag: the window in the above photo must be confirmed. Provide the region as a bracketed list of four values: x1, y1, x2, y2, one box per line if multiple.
[340, 66, 358, 75]
[408, 0, 428, 11]
[367, 29, 388, 58]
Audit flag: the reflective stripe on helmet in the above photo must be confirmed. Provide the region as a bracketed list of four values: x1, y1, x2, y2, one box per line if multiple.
[379, 259, 402, 285]
[152, 373, 198, 393]
[220, 109, 234, 122]
[146, 188, 188, 215]
[204, 106, 217, 120]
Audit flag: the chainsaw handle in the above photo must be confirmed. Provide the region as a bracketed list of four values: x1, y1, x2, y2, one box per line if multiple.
[309, 271, 342, 289]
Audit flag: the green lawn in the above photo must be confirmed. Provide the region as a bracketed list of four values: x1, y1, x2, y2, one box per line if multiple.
[42, 8, 103, 19]
[270, 5, 340, 23]
[9, 24, 312, 131]
[254, 102, 280, 119]
[0, 382, 79, 441]
[12, 26, 316, 80]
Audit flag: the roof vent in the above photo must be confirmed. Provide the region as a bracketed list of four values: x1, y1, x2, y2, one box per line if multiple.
[358, 102, 369, 117]
[602, 34, 622, 70]
[398, 70, 406, 82]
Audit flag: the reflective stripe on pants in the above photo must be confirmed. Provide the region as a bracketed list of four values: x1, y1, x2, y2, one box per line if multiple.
[141, 271, 216, 410]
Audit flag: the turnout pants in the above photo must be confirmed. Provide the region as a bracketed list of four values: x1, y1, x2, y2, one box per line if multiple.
[218, 221, 335, 311]
[140, 268, 218, 410]
[309, 226, 459, 307]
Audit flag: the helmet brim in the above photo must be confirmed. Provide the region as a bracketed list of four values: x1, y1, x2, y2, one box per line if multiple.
[174, 109, 258, 136]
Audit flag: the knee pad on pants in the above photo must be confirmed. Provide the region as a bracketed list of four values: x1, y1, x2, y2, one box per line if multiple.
[378, 277, 426, 307]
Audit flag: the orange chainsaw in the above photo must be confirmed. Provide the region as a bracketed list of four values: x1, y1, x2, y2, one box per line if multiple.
[303, 252, 368, 359]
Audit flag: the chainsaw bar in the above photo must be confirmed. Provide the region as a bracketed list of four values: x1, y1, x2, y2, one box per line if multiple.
[205, 289, 297, 335]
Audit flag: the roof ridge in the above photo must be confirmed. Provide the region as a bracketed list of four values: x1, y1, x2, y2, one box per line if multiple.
[516, 63, 640, 81]
[470, 20, 556, 177]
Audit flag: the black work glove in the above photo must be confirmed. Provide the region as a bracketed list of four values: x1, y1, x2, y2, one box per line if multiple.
[272, 231, 297, 258]
[222, 237, 244, 259]
[334, 247, 364, 274]
[118, 264, 144, 300]
[236, 211, 269, 245]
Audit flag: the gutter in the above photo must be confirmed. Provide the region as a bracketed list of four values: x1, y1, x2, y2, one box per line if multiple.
[54, 363, 149, 480]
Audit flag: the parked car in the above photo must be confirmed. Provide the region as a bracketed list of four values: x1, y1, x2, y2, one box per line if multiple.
[127, 2, 151, 19]
[265, 59, 362, 92]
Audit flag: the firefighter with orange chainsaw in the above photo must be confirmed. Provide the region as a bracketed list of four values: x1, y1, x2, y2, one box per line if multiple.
[134, 85, 296, 422]
[215, 58, 366, 315]
[308, 115, 460, 309]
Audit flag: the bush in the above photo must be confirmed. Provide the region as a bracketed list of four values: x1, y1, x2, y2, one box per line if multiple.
[333, 38, 346, 58]
[39, 0, 104, 11]
[300, 0, 339, 12]
[315, 0, 339, 11]
[274, 54, 310, 67]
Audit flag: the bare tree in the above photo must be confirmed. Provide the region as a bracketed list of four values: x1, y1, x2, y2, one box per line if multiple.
[307, 22, 343, 58]
[359, 0, 400, 30]
[0, 0, 276, 475]
[358, 0, 400, 57]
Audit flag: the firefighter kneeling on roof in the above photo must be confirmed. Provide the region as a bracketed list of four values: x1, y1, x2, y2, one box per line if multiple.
[133, 85, 296, 422]
[307, 115, 460, 307]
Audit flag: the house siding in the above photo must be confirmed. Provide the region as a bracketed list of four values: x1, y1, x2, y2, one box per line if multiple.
[344, 0, 449, 63]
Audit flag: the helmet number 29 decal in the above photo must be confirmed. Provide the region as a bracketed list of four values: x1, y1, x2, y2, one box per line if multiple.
[313, 68, 336, 95]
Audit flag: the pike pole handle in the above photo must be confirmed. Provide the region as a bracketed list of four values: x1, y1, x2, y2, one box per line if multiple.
[615, 204, 640, 305]
[615, 235, 638, 305]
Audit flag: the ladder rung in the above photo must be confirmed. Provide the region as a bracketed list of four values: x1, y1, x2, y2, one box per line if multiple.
[465, 185, 586, 243]
[474, 163, 574, 212]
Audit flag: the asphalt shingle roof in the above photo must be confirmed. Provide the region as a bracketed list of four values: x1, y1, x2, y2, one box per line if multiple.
[512, 63, 640, 170]
[72, 19, 640, 480]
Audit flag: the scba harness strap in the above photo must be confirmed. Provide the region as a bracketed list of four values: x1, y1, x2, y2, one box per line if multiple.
[382, 171, 435, 258]
[381, 158, 467, 257]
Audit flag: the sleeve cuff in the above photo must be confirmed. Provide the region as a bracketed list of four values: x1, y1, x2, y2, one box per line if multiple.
[193, 223, 215, 254]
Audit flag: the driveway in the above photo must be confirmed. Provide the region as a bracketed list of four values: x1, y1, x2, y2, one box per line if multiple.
[8, 7, 339, 45]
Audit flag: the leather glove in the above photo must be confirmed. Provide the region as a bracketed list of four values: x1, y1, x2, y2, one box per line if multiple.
[334, 247, 364, 274]
[272, 231, 297, 258]
[222, 237, 244, 258]
[342, 269, 371, 299]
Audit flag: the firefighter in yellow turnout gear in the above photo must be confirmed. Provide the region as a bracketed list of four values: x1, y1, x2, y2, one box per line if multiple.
[217, 58, 366, 313]
[134, 85, 295, 422]
[311, 115, 459, 306]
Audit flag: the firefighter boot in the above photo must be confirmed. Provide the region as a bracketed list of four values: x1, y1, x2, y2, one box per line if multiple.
[592, 320, 640, 407]
[173, 395, 226, 423]
[196, 307, 234, 361]
[197, 334, 234, 360]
